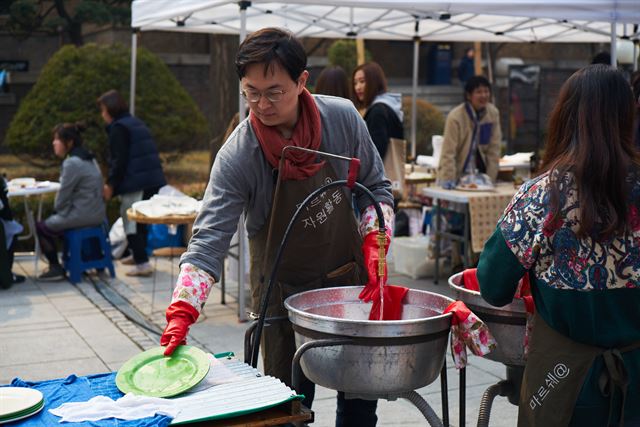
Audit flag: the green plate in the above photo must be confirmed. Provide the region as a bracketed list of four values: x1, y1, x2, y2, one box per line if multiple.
[115, 346, 210, 398]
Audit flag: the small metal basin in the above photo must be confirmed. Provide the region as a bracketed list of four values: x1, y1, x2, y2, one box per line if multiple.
[448, 272, 527, 366]
[284, 286, 454, 395]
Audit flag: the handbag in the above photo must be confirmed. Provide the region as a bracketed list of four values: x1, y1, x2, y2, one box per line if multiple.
[383, 137, 407, 200]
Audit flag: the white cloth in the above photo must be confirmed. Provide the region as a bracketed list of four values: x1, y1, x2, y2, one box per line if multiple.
[108, 218, 127, 259]
[131, 195, 201, 218]
[49, 393, 180, 422]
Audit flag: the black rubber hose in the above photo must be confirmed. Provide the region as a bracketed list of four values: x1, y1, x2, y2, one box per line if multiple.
[477, 381, 513, 427]
[401, 391, 443, 427]
[249, 180, 386, 368]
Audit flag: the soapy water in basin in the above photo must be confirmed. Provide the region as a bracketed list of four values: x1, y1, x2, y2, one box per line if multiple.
[304, 302, 440, 320]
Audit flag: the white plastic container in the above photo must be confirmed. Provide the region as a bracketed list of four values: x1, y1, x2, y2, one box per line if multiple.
[431, 135, 444, 167]
[391, 235, 434, 279]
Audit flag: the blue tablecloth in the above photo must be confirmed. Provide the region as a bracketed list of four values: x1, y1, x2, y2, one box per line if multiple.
[4, 373, 172, 426]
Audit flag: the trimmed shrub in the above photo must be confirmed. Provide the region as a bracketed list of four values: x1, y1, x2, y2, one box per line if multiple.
[402, 97, 445, 156]
[327, 39, 372, 78]
[5, 43, 209, 165]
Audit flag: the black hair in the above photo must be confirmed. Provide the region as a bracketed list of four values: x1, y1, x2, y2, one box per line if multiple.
[464, 75, 491, 99]
[97, 89, 129, 118]
[591, 51, 611, 65]
[235, 27, 307, 82]
[315, 66, 350, 99]
[52, 122, 86, 148]
[541, 64, 637, 239]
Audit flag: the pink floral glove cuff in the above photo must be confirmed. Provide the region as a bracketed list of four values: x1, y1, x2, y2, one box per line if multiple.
[171, 263, 215, 313]
[359, 202, 394, 237]
[444, 301, 497, 369]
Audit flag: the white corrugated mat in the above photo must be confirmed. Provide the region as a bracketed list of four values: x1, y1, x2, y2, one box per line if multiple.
[170, 354, 302, 425]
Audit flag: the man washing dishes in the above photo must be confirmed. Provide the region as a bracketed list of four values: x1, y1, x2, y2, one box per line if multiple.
[159, 28, 398, 426]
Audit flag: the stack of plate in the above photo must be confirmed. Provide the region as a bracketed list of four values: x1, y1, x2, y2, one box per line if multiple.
[0, 387, 44, 424]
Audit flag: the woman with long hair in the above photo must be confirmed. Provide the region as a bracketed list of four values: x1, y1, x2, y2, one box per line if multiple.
[477, 64, 640, 425]
[352, 62, 404, 159]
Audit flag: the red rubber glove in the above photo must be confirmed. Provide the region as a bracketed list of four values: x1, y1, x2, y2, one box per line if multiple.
[462, 268, 480, 291]
[358, 230, 391, 302]
[369, 285, 409, 320]
[160, 300, 199, 356]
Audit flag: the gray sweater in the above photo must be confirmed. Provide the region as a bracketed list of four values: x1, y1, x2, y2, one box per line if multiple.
[45, 156, 106, 232]
[182, 95, 393, 281]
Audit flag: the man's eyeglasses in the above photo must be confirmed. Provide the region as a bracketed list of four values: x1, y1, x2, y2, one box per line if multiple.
[240, 88, 287, 103]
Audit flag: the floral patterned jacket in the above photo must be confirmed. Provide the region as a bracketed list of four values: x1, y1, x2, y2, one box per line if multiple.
[477, 170, 640, 425]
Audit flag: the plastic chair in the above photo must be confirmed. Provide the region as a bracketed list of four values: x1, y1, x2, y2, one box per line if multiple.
[63, 223, 115, 284]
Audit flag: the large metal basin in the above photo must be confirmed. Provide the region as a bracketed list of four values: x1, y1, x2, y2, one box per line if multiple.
[448, 272, 527, 366]
[284, 286, 453, 395]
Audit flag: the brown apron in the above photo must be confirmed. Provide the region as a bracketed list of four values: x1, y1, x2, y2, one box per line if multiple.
[519, 311, 640, 427]
[248, 161, 365, 387]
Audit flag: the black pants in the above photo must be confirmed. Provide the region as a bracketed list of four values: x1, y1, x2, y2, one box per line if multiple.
[297, 375, 378, 427]
[36, 221, 63, 266]
[128, 221, 149, 264]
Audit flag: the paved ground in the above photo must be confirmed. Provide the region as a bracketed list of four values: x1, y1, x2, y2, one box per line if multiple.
[1, 253, 519, 426]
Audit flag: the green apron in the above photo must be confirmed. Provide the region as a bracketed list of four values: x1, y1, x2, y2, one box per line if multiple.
[519, 311, 640, 427]
[248, 161, 366, 387]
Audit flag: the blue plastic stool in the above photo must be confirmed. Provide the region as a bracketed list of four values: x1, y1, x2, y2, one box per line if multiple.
[63, 224, 115, 284]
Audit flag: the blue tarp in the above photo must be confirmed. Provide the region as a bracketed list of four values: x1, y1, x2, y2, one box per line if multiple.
[5, 373, 172, 426]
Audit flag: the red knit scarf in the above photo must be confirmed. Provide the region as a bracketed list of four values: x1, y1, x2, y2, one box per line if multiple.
[250, 88, 324, 181]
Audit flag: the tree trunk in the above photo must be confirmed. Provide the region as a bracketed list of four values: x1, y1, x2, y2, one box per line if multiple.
[208, 34, 239, 168]
[68, 21, 83, 46]
[53, 0, 83, 45]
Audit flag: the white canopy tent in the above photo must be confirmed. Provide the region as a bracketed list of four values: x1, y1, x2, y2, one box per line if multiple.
[131, 0, 640, 155]
[132, 1, 639, 42]
[131, 1, 639, 318]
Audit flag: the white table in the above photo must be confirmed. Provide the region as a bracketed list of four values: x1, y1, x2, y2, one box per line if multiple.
[7, 182, 61, 274]
[423, 183, 517, 284]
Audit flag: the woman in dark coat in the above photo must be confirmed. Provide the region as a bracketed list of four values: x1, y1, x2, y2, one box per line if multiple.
[352, 62, 404, 160]
[98, 90, 166, 277]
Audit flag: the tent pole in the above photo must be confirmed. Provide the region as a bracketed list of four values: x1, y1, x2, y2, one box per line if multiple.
[237, 0, 251, 323]
[130, 30, 138, 115]
[239, 2, 249, 122]
[411, 35, 420, 161]
[474, 41, 482, 75]
[611, 22, 617, 67]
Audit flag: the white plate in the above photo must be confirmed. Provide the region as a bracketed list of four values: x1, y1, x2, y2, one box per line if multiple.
[0, 387, 44, 417]
[0, 403, 43, 424]
[8, 177, 36, 188]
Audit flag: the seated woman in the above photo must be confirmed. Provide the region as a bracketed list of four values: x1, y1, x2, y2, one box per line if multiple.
[37, 123, 106, 281]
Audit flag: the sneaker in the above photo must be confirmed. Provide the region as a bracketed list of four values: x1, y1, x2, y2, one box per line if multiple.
[120, 254, 135, 265]
[38, 265, 66, 281]
[12, 274, 26, 284]
[125, 263, 153, 277]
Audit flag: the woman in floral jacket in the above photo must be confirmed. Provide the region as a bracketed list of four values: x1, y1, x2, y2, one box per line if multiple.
[477, 65, 640, 426]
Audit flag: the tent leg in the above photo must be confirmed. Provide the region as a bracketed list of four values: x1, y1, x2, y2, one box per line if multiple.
[236, 0, 250, 323]
[411, 36, 420, 161]
[130, 30, 138, 115]
[611, 22, 617, 67]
